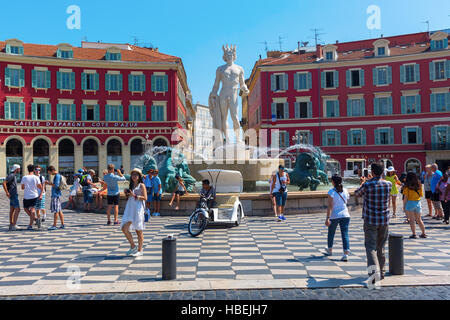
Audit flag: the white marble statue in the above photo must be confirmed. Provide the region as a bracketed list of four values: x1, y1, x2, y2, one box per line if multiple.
[209, 44, 249, 143]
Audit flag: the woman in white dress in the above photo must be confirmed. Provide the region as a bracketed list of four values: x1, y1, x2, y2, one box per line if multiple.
[121, 168, 147, 257]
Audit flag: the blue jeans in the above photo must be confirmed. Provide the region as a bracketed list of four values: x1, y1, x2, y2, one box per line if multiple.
[327, 217, 350, 252]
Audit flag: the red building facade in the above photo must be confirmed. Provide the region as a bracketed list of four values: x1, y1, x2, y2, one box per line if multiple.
[245, 31, 450, 176]
[0, 40, 193, 179]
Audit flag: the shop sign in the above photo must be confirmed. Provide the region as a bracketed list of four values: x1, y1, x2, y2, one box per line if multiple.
[13, 121, 138, 128]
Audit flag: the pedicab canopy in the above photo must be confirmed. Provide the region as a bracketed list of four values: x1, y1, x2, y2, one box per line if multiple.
[198, 169, 243, 193]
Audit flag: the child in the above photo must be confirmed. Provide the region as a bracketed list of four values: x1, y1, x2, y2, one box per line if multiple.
[403, 172, 427, 239]
[67, 173, 81, 210]
[121, 168, 147, 258]
[95, 170, 108, 211]
[151, 169, 162, 216]
[385, 167, 402, 218]
[169, 174, 188, 210]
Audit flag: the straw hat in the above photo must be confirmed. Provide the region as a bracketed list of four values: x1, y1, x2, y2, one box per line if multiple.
[130, 168, 143, 178]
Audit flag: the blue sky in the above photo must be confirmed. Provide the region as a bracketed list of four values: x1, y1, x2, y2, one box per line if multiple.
[1, 0, 449, 113]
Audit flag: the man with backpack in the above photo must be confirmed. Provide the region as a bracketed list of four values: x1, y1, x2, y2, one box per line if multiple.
[47, 166, 65, 230]
[80, 169, 96, 211]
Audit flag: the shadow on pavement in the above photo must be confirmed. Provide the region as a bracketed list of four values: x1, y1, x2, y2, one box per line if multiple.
[306, 276, 367, 289]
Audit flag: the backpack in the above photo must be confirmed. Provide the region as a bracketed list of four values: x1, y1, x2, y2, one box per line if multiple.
[79, 174, 90, 187]
[58, 174, 69, 191]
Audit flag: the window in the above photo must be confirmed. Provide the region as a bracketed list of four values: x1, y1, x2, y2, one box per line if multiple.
[348, 130, 363, 145]
[106, 73, 123, 91]
[81, 104, 100, 121]
[6, 45, 23, 55]
[276, 103, 286, 119]
[322, 130, 340, 146]
[296, 131, 312, 145]
[106, 52, 121, 61]
[326, 72, 334, 88]
[346, 69, 365, 87]
[432, 39, 447, 50]
[375, 128, 394, 145]
[57, 104, 75, 121]
[151, 105, 165, 121]
[57, 50, 73, 59]
[321, 71, 338, 89]
[86, 105, 94, 121]
[373, 66, 392, 86]
[294, 102, 312, 118]
[378, 97, 390, 115]
[129, 74, 146, 92]
[326, 100, 339, 118]
[129, 105, 146, 121]
[7, 68, 21, 87]
[402, 127, 422, 144]
[4, 102, 24, 120]
[377, 47, 386, 56]
[271, 74, 287, 91]
[401, 95, 421, 114]
[57, 71, 75, 90]
[401, 64, 420, 83]
[105, 105, 123, 121]
[31, 103, 51, 120]
[325, 51, 333, 61]
[431, 126, 450, 149]
[430, 93, 449, 112]
[278, 131, 290, 148]
[295, 73, 311, 90]
[434, 61, 446, 80]
[151, 74, 168, 92]
[351, 70, 360, 87]
[347, 98, 365, 117]
[405, 65, 415, 82]
[81, 73, 99, 91]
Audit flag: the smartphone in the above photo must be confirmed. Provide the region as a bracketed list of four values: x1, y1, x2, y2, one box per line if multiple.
[363, 169, 369, 178]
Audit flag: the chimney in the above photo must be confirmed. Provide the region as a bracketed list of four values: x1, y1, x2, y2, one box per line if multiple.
[336, 40, 339, 44]
[316, 44, 323, 60]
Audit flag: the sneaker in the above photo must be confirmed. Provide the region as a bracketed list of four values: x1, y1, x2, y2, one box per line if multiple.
[36, 218, 41, 229]
[153, 212, 160, 216]
[409, 234, 418, 239]
[281, 215, 286, 221]
[48, 226, 58, 231]
[131, 250, 143, 257]
[27, 225, 33, 231]
[341, 254, 348, 262]
[114, 221, 120, 225]
[126, 247, 138, 256]
[8, 225, 12, 231]
[277, 215, 282, 222]
[419, 234, 427, 238]
[10, 225, 20, 231]
[59, 225, 65, 229]
[445, 220, 449, 225]
[324, 248, 333, 256]
[107, 221, 111, 225]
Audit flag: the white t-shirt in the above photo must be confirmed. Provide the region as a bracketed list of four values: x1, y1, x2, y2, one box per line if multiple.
[21, 175, 41, 200]
[328, 187, 350, 219]
[273, 172, 288, 193]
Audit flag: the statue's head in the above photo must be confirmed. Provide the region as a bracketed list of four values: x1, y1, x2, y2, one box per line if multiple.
[222, 44, 236, 64]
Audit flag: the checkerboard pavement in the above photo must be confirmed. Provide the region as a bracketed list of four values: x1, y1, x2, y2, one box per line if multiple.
[0, 191, 449, 290]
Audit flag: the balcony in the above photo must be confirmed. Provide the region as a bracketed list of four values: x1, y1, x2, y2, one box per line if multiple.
[425, 142, 450, 151]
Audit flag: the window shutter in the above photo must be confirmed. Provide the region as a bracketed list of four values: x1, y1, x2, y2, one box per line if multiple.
[347, 100, 351, 117]
[151, 105, 155, 121]
[284, 132, 290, 147]
[4, 102, 11, 119]
[387, 66, 392, 84]
[400, 65, 405, 83]
[388, 97, 393, 115]
[32, 70, 37, 88]
[142, 105, 147, 121]
[118, 105, 123, 121]
[336, 130, 341, 145]
[360, 69, 365, 87]
[415, 95, 421, 113]
[401, 96, 406, 114]
[307, 73, 312, 89]
[362, 129, 367, 145]
[308, 131, 313, 145]
[19, 102, 25, 119]
[347, 130, 352, 145]
[307, 102, 312, 118]
[271, 103, 276, 119]
[431, 40, 436, 51]
[105, 74, 110, 91]
[284, 102, 289, 119]
[402, 128, 407, 144]
[81, 73, 87, 90]
[118, 74, 123, 91]
[389, 128, 394, 145]
[81, 104, 87, 121]
[361, 98, 365, 116]
[430, 94, 436, 112]
[129, 105, 134, 121]
[321, 72, 326, 88]
[128, 74, 133, 91]
[417, 127, 422, 144]
[322, 131, 327, 146]
[4, 68, 10, 86]
[447, 93, 450, 111]
[346, 70, 351, 87]
[270, 74, 276, 91]
[446, 60, 450, 79]
[294, 73, 298, 90]
[414, 64, 420, 82]
[31, 103, 37, 120]
[19, 69, 25, 87]
[46, 104, 51, 120]
[282, 74, 288, 90]
[333, 71, 339, 87]
[57, 72, 62, 89]
[140, 75, 146, 91]
[94, 104, 100, 121]
[374, 97, 379, 115]
[373, 67, 378, 85]
[57, 49, 62, 58]
[163, 75, 168, 92]
[70, 72, 75, 90]
[151, 75, 156, 92]
[45, 71, 51, 88]
[71, 104, 76, 120]
[57, 104, 62, 120]
[374, 129, 380, 145]
[431, 127, 437, 145]
[334, 100, 339, 117]
[18, 46, 24, 55]
[429, 62, 435, 80]
[294, 102, 300, 118]
[94, 73, 99, 90]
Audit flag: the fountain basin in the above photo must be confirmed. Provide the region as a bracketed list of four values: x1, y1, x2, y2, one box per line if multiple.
[75, 189, 361, 216]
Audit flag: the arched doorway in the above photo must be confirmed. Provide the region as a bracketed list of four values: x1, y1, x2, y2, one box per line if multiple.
[153, 138, 168, 147]
[59, 139, 75, 184]
[6, 139, 23, 178]
[33, 139, 49, 178]
[83, 139, 99, 179]
[130, 139, 144, 169]
[405, 158, 421, 174]
[107, 139, 122, 169]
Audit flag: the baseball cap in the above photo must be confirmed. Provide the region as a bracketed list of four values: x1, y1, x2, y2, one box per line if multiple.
[10, 164, 21, 173]
[278, 165, 285, 170]
[78, 169, 84, 173]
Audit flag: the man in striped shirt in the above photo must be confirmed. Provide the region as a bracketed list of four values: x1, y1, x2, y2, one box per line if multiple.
[355, 163, 392, 281]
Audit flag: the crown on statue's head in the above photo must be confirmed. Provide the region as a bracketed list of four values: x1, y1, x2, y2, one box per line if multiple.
[222, 44, 237, 62]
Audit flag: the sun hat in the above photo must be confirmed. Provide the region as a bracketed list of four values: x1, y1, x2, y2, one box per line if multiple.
[10, 164, 20, 173]
[387, 166, 396, 172]
[130, 168, 143, 178]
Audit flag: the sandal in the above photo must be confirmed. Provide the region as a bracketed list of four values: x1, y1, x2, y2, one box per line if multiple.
[409, 234, 418, 239]
[419, 234, 427, 239]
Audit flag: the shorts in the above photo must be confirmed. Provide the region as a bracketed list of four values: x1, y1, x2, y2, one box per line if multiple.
[146, 187, 153, 202]
[10, 193, 20, 208]
[175, 190, 185, 196]
[432, 200, 443, 210]
[405, 200, 421, 213]
[152, 193, 161, 202]
[36, 194, 46, 210]
[107, 195, 120, 205]
[83, 190, 93, 203]
[275, 191, 287, 207]
[431, 192, 440, 202]
[425, 191, 432, 199]
[50, 197, 62, 213]
[23, 197, 38, 209]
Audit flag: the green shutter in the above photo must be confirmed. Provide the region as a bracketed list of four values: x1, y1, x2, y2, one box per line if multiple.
[417, 127, 422, 144]
[307, 102, 312, 118]
[322, 131, 327, 146]
[18, 46, 24, 55]
[389, 128, 394, 145]
[374, 129, 380, 145]
[336, 130, 341, 145]
[19, 69, 25, 87]
[447, 93, 450, 111]
[105, 74, 110, 91]
[118, 105, 123, 121]
[360, 69, 365, 87]
[321, 72, 326, 88]
[294, 73, 298, 90]
[151, 105, 155, 120]
[105, 105, 109, 121]
[4, 102, 11, 119]
[57, 49, 62, 58]
[446, 60, 450, 79]
[118, 74, 123, 91]
[431, 127, 437, 145]
[94, 104, 100, 121]
[128, 74, 133, 91]
[31, 103, 37, 120]
[70, 72, 75, 89]
[347, 100, 351, 117]
[94, 73, 99, 90]
[294, 102, 299, 118]
[373, 67, 378, 85]
[333, 71, 339, 88]
[347, 130, 352, 145]
[416, 95, 421, 113]
[429, 62, 435, 80]
[284, 102, 289, 119]
[388, 97, 393, 115]
[71, 104, 76, 120]
[57, 104, 62, 120]
[307, 72, 312, 89]
[32, 70, 37, 88]
[361, 98, 365, 116]
[430, 94, 436, 112]
[129, 105, 134, 121]
[141, 75, 146, 91]
[374, 98, 379, 115]
[402, 128, 407, 144]
[401, 96, 406, 114]
[414, 64, 420, 82]
[400, 65, 405, 83]
[19, 102, 25, 119]
[57, 72, 62, 89]
[270, 74, 276, 91]
[163, 75, 168, 92]
[387, 66, 392, 84]
[45, 104, 51, 120]
[346, 70, 351, 87]
[81, 104, 87, 121]
[46, 71, 51, 88]
[81, 73, 87, 90]
[4, 68, 10, 86]
[362, 129, 366, 145]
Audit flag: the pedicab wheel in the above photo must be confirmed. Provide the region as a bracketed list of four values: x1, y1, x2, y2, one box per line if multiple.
[188, 210, 207, 237]
[235, 206, 242, 226]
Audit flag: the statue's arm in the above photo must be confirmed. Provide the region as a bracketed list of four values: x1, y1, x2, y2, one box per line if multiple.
[210, 68, 221, 96]
[239, 67, 249, 96]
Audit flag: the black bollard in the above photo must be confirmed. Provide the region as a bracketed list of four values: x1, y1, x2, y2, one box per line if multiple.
[162, 235, 177, 280]
[388, 233, 404, 275]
